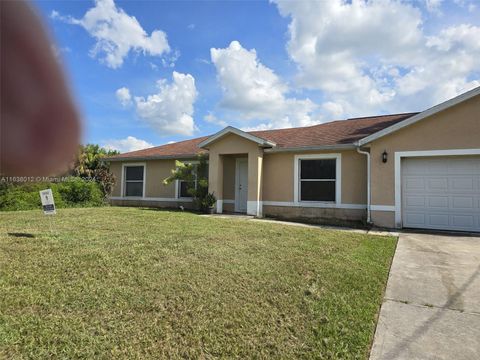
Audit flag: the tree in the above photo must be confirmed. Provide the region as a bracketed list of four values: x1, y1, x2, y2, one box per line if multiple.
[70, 144, 119, 197]
[163, 154, 216, 211]
[71, 144, 119, 178]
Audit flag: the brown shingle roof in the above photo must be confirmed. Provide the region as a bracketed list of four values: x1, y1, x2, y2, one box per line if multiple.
[250, 113, 418, 149]
[107, 136, 209, 160]
[107, 113, 417, 160]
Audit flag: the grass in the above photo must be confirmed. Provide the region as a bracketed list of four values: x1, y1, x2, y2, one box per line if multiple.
[0, 207, 397, 359]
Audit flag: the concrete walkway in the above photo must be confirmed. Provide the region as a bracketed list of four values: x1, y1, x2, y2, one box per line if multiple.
[370, 232, 480, 360]
[200, 213, 398, 236]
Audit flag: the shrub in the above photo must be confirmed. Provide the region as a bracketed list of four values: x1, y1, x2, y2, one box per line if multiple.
[57, 177, 104, 207]
[0, 178, 105, 211]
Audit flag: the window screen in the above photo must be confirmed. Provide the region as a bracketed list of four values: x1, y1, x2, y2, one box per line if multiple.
[299, 159, 336, 202]
[124, 166, 144, 197]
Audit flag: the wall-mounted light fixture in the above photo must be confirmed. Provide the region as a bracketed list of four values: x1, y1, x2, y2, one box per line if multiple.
[382, 150, 388, 163]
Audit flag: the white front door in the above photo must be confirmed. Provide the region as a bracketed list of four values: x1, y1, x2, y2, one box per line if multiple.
[235, 158, 248, 213]
[402, 156, 480, 232]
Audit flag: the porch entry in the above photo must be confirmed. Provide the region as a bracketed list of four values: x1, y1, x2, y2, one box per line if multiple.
[235, 158, 248, 212]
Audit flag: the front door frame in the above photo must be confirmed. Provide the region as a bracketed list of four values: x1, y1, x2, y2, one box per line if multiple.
[235, 157, 248, 213]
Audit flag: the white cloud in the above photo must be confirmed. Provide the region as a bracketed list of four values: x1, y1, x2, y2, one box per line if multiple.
[50, 10, 60, 19]
[161, 49, 180, 68]
[52, 0, 170, 68]
[116, 87, 132, 106]
[454, 0, 477, 12]
[274, 0, 480, 116]
[131, 71, 198, 136]
[322, 101, 345, 119]
[103, 136, 153, 153]
[210, 40, 318, 129]
[51, 44, 71, 59]
[241, 123, 276, 132]
[204, 112, 227, 127]
[425, 0, 443, 14]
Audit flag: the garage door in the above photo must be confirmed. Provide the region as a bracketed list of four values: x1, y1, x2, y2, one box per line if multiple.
[402, 156, 480, 232]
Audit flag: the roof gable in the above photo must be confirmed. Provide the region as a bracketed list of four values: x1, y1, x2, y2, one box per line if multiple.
[357, 86, 480, 146]
[198, 126, 276, 148]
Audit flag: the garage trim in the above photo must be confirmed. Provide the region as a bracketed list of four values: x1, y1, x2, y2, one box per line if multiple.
[394, 148, 480, 228]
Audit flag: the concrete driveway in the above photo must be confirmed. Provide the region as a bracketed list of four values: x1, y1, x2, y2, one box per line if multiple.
[370, 232, 480, 360]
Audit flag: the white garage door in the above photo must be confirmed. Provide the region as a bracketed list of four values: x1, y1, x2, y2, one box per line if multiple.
[402, 156, 480, 232]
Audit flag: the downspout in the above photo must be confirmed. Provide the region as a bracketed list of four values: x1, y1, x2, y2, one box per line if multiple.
[356, 147, 371, 224]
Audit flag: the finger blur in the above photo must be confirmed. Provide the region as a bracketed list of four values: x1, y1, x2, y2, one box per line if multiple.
[1, 0, 81, 176]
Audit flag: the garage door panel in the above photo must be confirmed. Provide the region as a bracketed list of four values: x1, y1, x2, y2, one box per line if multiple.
[405, 196, 426, 207]
[449, 177, 474, 191]
[404, 161, 428, 174]
[402, 156, 480, 232]
[447, 159, 477, 173]
[427, 178, 448, 190]
[452, 215, 474, 227]
[452, 196, 474, 209]
[429, 214, 449, 226]
[427, 160, 448, 174]
[405, 213, 425, 225]
[428, 196, 449, 208]
[405, 177, 425, 190]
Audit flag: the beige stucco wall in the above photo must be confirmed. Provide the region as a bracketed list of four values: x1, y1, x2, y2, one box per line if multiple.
[207, 133, 263, 207]
[369, 94, 480, 227]
[370, 210, 395, 229]
[145, 160, 176, 197]
[262, 150, 367, 204]
[109, 159, 190, 198]
[110, 162, 122, 197]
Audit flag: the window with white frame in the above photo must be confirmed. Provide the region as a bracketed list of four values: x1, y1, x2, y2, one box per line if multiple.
[124, 165, 144, 197]
[299, 158, 336, 202]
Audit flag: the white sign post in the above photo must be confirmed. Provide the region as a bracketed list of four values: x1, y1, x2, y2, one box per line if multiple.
[39, 189, 56, 215]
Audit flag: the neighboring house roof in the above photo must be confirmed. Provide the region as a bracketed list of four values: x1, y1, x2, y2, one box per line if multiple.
[357, 86, 480, 146]
[107, 113, 416, 161]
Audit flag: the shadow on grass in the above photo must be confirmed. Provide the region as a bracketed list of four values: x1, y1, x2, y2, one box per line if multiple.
[8, 232, 35, 238]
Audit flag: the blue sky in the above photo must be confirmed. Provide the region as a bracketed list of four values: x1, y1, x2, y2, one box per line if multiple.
[35, 0, 480, 152]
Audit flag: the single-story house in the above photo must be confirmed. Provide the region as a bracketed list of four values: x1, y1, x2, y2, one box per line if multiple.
[108, 87, 480, 232]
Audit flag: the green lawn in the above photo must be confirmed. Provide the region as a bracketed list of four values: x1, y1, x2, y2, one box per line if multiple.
[0, 207, 396, 359]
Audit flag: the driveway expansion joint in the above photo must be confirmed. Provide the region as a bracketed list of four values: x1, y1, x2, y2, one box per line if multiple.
[383, 298, 480, 316]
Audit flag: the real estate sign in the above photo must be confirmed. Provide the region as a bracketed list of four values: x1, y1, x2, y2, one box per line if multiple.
[39, 189, 56, 215]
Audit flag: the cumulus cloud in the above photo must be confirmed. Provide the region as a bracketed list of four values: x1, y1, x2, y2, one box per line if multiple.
[116, 87, 132, 106]
[103, 136, 153, 153]
[203, 112, 227, 127]
[121, 72, 197, 136]
[274, 0, 480, 117]
[52, 0, 170, 68]
[425, 0, 443, 14]
[210, 41, 318, 129]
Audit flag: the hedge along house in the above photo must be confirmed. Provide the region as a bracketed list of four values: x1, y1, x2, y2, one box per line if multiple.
[108, 87, 480, 232]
